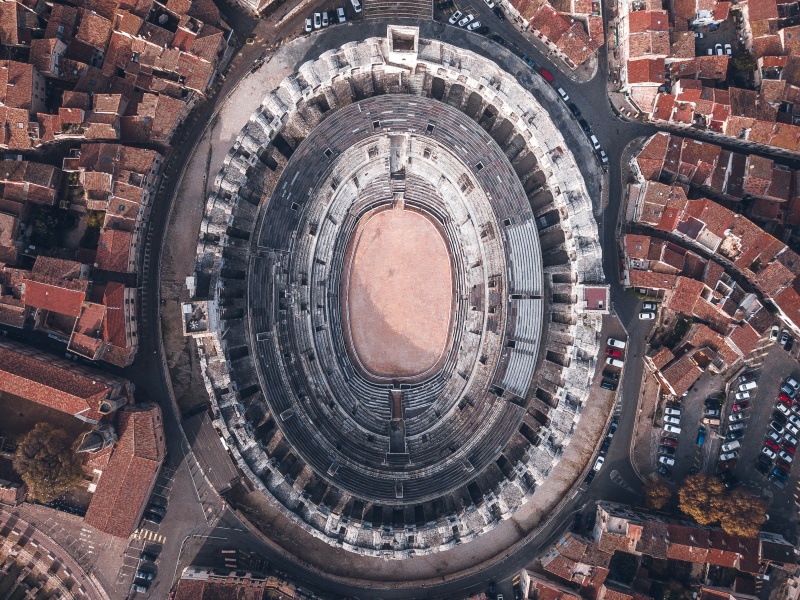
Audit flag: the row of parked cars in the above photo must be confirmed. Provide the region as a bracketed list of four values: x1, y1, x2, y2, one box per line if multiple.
[305, 5, 352, 32]
[587, 419, 619, 483]
[602, 337, 626, 389]
[130, 500, 167, 593]
[658, 404, 683, 477]
[712, 375, 759, 489]
[756, 376, 800, 490]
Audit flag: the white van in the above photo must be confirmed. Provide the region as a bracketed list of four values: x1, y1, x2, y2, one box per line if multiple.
[739, 381, 757, 391]
[721, 440, 741, 452]
[607, 337, 627, 349]
[606, 357, 624, 368]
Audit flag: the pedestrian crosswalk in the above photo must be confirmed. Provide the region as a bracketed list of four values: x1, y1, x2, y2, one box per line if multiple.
[133, 528, 166, 544]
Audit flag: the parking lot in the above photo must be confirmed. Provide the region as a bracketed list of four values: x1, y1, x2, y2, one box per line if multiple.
[714, 346, 800, 499]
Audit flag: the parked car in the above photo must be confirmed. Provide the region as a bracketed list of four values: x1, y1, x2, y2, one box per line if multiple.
[771, 420, 785, 435]
[131, 583, 149, 593]
[142, 511, 163, 524]
[492, 5, 505, 19]
[766, 439, 781, 452]
[781, 329, 791, 346]
[725, 430, 743, 440]
[603, 369, 620, 380]
[779, 393, 793, 406]
[664, 415, 681, 425]
[600, 380, 618, 391]
[305, 17, 313, 32]
[449, 9, 463, 24]
[734, 392, 750, 401]
[739, 381, 757, 391]
[658, 456, 675, 466]
[568, 103, 581, 116]
[768, 430, 783, 444]
[321, 11, 329, 26]
[788, 422, 800, 437]
[608, 338, 626, 349]
[599, 149, 609, 165]
[467, 20, 481, 30]
[724, 43, 732, 55]
[728, 422, 745, 432]
[733, 401, 750, 412]
[774, 410, 789, 425]
[578, 118, 590, 132]
[639, 312, 656, 320]
[351, 0, 362, 11]
[589, 134, 601, 150]
[782, 441, 797, 454]
[147, 503, 166, 517]
[313, 12, 321, 28]
[665, 407, 682, 416]
[140, 551, 158, 562]
[696, 427, 707, 445]
[593, 456, 604, 471]
[661, 437, 678, 447]
[786, 377, 800, 392]
[606, 348, 621, 357]
[771, 325, 780, 341]
[606, 357, 624, 368]
[758, 453, 774, 468]
[721, 440, 741, 452]
[769, 473, 786, 489]
[704, 407, 720, 417]
[756, 461, 772, 476]
[738, 372, 756, 383]
[780, 450, 794, 463]
[777, 402, 792, 416]
[664, 424, 681, 434]
[538, 67, 554, 82]
[135, 570, 155, 581]
[717, 459, 737, 472]
[458, 13, 475, 26]
[772, 466, 789, 480]
[715, 43, 723, 55]
[790, 414, 800, 428]
[762, 446, 778, 460]
[659, 445, 676, 456]
[337, 7, 346, 22]
[781, 383, 798, 399]
[642, 302, 657, 311]
[557, 87, 569, 101]
[484, 0, 496, 6]
[657, 464, 671, 478]
[719, 451, 738, 461]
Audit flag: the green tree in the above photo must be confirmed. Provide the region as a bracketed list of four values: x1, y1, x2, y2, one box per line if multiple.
[732, 52, 757, 74]
[85, 210, 105, 229]
[13, 423, 84, 502]
[645, 479, 672, 510]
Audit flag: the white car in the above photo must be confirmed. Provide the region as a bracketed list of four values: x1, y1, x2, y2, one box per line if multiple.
[305, 17, 312, 32]
[639, 312, 656, 320]
[725, 43, 732, 55]
[664, 415, 681, 425]
[762, 446, 778, 460]
[790, 414, 800, 429]
[784, 433, 798, 446]
[787, 422, 800, 437]
[739, 381, 757, 391]
[719, 451, 738, 461]
[322, 11, 329, 26]
[608, 337, 627, 349]
[663, 424, 681, 435]
[665, 407, 682, 417]
[467, 20, 482, 30]
[734, 391, 750, 401]
[313, 12, 321, 28]
[777, 402, 792, 416]
[729, 412, 744, 422]
[589, 134, 601, 150]
[721, 440, 740, 452]
[715, 43, 723, 55]
[351, 0, 362, 12]
[787, 377, 800, 391]
[642, 302, 657, 311]
[449, 10, 463, 24]
[458, 13, 475, 26]
[779, 450, 794, 463]
[599, 149, 608, 165]
[728, 422, 745, 432]
[557, 87, 569, 102]
[337, 7, 346, 22]
[593, 456, 604, 471]
[659, 456, 675, 466]
[606, 357, 624, 368]
[484, 0, 496, 6]
[768, 430, 782, 444]
[771, 325, 780, 341]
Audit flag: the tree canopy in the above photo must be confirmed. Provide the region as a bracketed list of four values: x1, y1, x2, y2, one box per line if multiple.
[13, 423, 84, 503]
[677, 474, 767, 536]
[645, 479, 672, 510]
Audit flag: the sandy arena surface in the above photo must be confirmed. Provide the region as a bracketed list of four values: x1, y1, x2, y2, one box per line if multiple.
[343, 204, 453, 380]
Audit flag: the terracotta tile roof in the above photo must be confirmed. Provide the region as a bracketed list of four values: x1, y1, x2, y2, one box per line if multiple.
[0, 341, 114, 418]
[625, 234, 652, 260]
[667, 276, 705, 313]
[728, 322, 761, 356]
[530, 4, 571, 42]
[775, 282, 800, 330]
[0, 60, 37, 111]
[102, 281, 127, 349]
[533, 581, 583, 600]
[627, 57, 665, 84]
[752, 35, 783, 58]
[629, 269, 678, 290]
[628, 10, 669, 32]
[670, 31, 696, 59]
[652, 93, 676, 120]
[648, 346, 675, 370]
[84, 405, 164, 537]
[76, 11, 112, 50]
[95, 228, 132, 273]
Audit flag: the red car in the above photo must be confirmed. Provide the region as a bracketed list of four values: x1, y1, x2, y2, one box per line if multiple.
[733, 401, 750, 412]
[777, 459, 792, 473]
[766, 439, 780, 452]
[538, 67, 555, 83]
[606, 348, 621, 357]
[660, 437, 678, 447]
[780, 393, 793, 406]
[716, 460, 737, 472]
[782, 442, 797, 455]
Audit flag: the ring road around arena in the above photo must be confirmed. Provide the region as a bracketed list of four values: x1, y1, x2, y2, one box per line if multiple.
[191, 26, 606, 559]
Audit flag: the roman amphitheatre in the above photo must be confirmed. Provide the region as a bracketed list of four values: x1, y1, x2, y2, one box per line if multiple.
[183, 21, 608, 578]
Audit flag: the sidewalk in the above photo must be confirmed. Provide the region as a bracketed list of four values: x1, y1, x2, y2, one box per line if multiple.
[629, 370, 662, 481]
